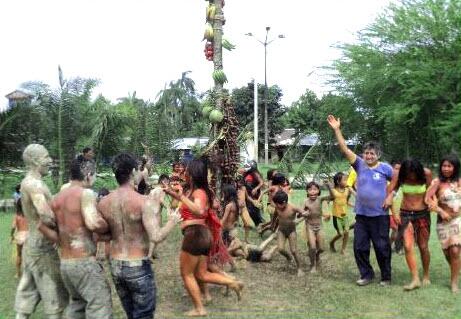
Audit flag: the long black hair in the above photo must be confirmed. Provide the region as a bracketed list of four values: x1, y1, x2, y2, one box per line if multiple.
[439, 154, 460, 182]
[333, 172, 346, 188]
[187, 158, 213, 205]
[398, 159, 426, 186]
[222, 183, 239, 213]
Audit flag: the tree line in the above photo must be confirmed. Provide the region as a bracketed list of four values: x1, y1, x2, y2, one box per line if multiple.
[1, 0, 459, 180]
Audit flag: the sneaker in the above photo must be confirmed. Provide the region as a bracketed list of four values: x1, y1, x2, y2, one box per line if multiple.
[356, 278, 373, 286]
[379, 280, 391, 287]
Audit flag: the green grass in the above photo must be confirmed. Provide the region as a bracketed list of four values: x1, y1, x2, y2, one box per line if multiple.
[1, 188, 461, 318]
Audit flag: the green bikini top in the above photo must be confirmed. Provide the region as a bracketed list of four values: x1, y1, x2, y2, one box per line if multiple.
[401, 183, 427, 195]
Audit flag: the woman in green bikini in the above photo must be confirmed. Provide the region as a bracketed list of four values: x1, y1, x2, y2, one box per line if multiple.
[387, 159, 432, 290]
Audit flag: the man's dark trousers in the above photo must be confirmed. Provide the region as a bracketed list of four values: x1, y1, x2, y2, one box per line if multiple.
[353, 214, 392, 281]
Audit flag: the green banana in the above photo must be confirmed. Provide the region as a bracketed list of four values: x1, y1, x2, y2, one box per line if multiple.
[222, 38, 236, 51]
[212, 70, 228, 84]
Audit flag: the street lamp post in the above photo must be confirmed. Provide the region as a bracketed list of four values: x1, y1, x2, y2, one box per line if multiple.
[246, 28, 285, 165]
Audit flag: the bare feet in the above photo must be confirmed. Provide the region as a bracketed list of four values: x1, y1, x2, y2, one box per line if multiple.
[403, 279, 421, 291]
[297, 269, 305, 277]
[340, 250, 345, 255]
[422, 278, 431, 286]
[451, 283, 459, 294]
[309, 266, 317, 274]
[229, 281, 244, 301]
[184, 309, 207, 317]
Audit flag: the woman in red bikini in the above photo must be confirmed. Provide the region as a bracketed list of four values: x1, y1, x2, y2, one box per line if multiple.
[164, 159, 243, 316]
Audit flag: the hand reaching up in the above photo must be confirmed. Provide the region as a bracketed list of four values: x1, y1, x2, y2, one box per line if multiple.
[327, 115, 341, 130]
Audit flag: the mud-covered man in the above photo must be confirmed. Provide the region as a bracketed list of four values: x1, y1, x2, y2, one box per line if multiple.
[39, 157, 113, 318]
[97, 153, 180, 319]
[14, 144, 68, 319]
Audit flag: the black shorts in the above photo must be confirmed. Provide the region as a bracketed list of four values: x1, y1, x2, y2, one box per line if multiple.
[181, 224, 212, 256]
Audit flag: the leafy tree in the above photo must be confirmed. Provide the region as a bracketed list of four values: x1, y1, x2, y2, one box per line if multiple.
[231, 82, 285, 156]
[330, 0, 461, 162]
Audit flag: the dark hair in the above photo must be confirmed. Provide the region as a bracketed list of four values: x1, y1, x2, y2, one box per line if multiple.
[222, 183, 239, 213]
[159, 174, 170, 183]
[70, 157, 95, 181]
[82, 147, 93, 154]
[306, 181, 321, 195]
[15, 184, 20, 193]
[273, 190, 288, 204]
[97, 188, 110, 198]
[112, 153, 138, 185]
[363, 141, 381, 157]
[272, 173, 286, 186]
[16, 198, 23, 216]
[439, 154, 460, 182]
[267, 169, 277, 181]
[333, 172, 346, 188]
[170, 175, 181, 183]
[398, 159, 426, 186]
[187, 158, 213, 205]
[390, 159, 401, 167]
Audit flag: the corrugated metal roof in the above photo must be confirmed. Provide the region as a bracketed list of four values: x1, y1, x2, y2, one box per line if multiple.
[171, 137, 209, 150]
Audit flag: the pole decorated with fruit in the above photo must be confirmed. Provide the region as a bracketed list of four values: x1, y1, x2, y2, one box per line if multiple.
[201, 0, 239, 195]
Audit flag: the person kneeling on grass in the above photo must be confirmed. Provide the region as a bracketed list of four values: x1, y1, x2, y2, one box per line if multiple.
[273, 190, 308, 277]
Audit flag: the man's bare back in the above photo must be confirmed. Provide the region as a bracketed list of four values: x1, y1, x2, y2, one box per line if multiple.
[98, 186, 179, 260]
[50, 185, 108, 259]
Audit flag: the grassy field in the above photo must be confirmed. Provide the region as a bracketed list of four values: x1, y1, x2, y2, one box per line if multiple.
[1, 189, 461, 319]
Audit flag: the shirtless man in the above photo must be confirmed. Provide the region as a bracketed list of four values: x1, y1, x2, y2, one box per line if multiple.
[38, 157, 113, 318]
[14, 144, 68, 319]
[97, 153, 180, 318]
[273, 190, 307, 277]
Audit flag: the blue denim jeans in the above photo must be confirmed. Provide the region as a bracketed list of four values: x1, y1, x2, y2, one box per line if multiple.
[110, 258, 156, 319]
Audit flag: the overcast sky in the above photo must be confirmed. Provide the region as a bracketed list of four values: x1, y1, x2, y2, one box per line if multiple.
[0, 0, 392, 109]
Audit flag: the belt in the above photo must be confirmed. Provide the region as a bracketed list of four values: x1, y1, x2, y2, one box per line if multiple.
[110, 257, 149, 267]
[400, 209, 429, 215]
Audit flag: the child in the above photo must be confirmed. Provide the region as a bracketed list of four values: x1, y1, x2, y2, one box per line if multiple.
[220, 184, 240, 271]
[10, 199, 28, 278]
[273, 190, 307, 277]
[303, 181, 330, 272]
[259, 173, 288, 235]
[325, 172, 353, 254]
[236, 176, 258, 243]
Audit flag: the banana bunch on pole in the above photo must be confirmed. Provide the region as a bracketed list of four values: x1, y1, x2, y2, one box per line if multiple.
[201, 0, 241, 192]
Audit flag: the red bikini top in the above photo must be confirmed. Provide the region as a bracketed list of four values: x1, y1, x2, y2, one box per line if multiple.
[179, 189, 210, 221]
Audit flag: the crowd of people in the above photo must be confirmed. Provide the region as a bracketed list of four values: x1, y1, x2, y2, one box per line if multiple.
[8, 115, 461, 318]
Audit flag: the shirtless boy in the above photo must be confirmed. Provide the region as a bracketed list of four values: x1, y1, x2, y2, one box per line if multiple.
[39, 157, 113, 318]
[14, 144, 68, 319]
[273, 190, 307, 277]
[97, 153, 180, 318]
[259, 173, 287, 235]
[303, 181, 330, 272]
